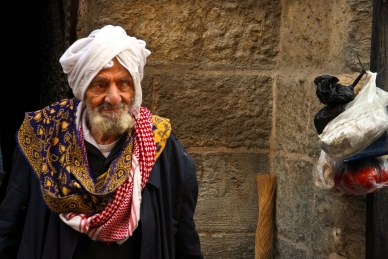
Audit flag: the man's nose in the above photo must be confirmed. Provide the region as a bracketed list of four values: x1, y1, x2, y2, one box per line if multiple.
[104, 85, 122, 106]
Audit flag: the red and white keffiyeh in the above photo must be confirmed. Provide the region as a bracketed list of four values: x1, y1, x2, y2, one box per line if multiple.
[60, 107, 156, 244]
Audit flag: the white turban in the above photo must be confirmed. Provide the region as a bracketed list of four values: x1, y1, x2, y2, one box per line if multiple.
[59, 25, 151, 118]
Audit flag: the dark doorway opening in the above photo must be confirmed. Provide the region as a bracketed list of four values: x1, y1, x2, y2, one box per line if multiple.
[0, 2, 43, 200]
[0, 0, 77, 202]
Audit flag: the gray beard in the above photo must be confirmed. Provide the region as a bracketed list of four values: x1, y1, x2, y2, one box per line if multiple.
[85, 104, 135, 136]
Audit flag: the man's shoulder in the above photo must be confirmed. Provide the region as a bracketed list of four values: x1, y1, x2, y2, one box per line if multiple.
[152, 115, 171, 131]
[152, 114, 172, 160]
[19, 98, 79, 138]
[25, 98, 79, 117]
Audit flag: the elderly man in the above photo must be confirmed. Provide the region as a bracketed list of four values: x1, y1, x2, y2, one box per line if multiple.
[0, 25, 203, 259]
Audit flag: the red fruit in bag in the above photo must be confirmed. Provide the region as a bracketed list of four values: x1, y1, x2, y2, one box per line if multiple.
[331, 170, 344, 194]
[342, 170, 359, 195]
[379, 167, 388, 184]
[355, 167, 378, 188]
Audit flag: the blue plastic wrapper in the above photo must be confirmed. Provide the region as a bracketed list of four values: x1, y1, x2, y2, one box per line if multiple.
[343, 131, 388, 163]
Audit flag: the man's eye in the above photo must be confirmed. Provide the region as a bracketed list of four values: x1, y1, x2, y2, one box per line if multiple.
[122, 82, 133, 89]
[97, 83, 105, 88]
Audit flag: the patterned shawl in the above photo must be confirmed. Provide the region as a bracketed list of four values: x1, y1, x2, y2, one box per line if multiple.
[16, 98, 171, 216]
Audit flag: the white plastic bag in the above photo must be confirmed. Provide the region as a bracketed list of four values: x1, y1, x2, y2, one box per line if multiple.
[319, 71, 388, 161]
[312, 150, 337, 191]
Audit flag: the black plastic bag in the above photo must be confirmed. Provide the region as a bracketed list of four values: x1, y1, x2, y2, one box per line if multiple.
[314, 75, 355, 105]
[313, 71, 365, 135]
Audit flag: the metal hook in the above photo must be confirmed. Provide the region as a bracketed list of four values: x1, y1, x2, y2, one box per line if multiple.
[355, 52, 366, 72]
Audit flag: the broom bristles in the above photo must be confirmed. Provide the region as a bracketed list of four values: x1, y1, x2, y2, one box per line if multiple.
[255, 174, 277, 259]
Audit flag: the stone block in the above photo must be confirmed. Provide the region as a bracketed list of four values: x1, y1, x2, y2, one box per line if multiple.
[273, 154, 316, 242]
[273, 154, 365, 258]
[280, 0, 372, 72]
[199, 233, 255, 259]
[192, 151, 270, 232]
[142, 71, 273, 148]
[274, 238, 322, 259]
[78, 0, 281, 70]
[275, 75, 321, 157]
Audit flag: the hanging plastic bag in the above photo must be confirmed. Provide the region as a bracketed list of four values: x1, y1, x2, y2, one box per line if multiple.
[319, 71, 388, 161]
[313, 152, 388, 196]
[313, 71, 365, 135]
[342, 131, 388, 163]
[312, 150, 338, 191]
[333, 155, 388, 196]
[314, 104, 346, 134]
[313, 75, 356, 106]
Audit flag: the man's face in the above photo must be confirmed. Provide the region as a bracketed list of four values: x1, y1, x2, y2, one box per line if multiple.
[85, 58, 135, 118]
[85, 58, 135, 136]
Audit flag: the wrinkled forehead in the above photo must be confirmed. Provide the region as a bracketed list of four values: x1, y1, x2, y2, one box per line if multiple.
[89, 58, 134, 85]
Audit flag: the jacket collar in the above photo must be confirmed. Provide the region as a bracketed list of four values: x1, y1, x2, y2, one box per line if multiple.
[147, 160, 160, 189]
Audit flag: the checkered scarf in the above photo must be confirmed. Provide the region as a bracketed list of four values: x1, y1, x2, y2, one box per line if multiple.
[60, 107, 156, 243]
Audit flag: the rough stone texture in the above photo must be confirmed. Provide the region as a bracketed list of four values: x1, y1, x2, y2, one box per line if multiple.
[199, 233, 256, 259]
[190, 151, 268, 258]
[274, 238, 323, 259]
[274, 156, 317, 244]
[275, 74, 322, 158]
[192, 152, 269, 232]
[273, 154, 365, 259]
[142, 71, 273, 148]
[78, 0, 281, 71]
[280, 0, 372, 74]
[328, 253, 347, 259]
[76, 0, 373, 258]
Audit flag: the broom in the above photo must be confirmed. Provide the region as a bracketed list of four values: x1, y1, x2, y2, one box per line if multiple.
[255, 174, 277, 259]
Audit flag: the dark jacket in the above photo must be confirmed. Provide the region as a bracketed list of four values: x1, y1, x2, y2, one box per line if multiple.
[0, 133, 203, 259]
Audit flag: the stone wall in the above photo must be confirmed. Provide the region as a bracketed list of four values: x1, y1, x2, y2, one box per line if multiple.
[77, 0, 373, 258]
